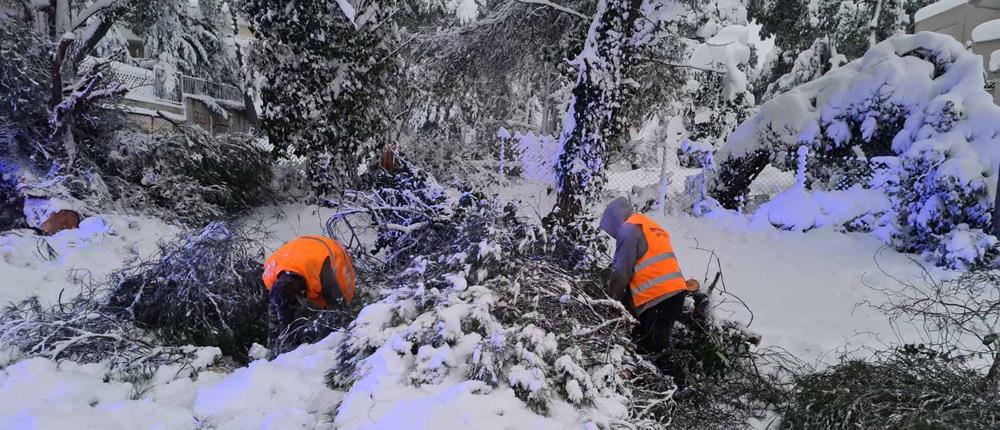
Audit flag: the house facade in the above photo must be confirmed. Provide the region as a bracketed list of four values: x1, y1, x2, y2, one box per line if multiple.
[1, 2, 256, 135]
[915, 0, 1000, 102]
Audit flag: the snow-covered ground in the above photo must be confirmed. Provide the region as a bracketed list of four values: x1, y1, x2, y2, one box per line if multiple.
[0, 196, 950, 428]
[656, 210, 935, 364]
[0, 215, 181, 306]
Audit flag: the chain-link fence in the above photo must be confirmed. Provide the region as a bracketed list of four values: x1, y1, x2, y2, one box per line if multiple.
[494, 132, 801, 212]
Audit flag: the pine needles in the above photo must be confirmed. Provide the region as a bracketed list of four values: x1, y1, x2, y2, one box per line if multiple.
[107, 221, 269, 361]
[780, 354, 1000, 429]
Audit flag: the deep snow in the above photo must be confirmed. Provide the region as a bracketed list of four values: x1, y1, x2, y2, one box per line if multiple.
[0, 214, 181, 306]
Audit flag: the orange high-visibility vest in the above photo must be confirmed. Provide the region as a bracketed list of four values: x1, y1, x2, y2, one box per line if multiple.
[625, 213, 686, 314]
[262, 235, 356, 308]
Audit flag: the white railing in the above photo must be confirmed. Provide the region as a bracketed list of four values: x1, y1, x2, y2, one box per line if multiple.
[180, 75, 243, 103]
[95, 58, 242, 106]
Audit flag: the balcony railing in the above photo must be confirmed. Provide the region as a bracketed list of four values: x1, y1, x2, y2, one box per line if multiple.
[180, 75, 243, 103]
[93, 58, 242, 107]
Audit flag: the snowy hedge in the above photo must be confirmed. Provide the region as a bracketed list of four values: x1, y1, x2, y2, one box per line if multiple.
[701, 32, 1000, 269]
[98, 126, 272, 225]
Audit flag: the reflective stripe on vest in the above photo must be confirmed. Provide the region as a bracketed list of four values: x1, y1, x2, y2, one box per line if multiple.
[634, 251, 675, 273]
[633, 269, 683, 294]
[626, 213, 687, 314]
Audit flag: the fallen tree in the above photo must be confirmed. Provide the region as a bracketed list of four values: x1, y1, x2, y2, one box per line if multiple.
[324, 163, 781, 428]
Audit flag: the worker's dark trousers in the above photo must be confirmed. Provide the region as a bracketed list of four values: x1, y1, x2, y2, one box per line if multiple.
[632, 292, 688, 387]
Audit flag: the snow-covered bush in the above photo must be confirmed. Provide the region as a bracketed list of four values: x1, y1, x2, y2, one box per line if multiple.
[326, 190, 668, 423]
[107, 222, 269, 361]
[780, 354, 1000, 429]
[704, 32, 1000, 268]
[97, 125, 272, 226]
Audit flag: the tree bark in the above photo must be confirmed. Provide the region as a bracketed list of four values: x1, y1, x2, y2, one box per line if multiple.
[50, 37, 73, 108]
[993, 166, 1000, 238]
[986, 348, 1000, 392]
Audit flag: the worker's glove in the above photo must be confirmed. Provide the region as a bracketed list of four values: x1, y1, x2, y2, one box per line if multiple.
[685, 278, 701, 292]
[682, 294, 696, 313]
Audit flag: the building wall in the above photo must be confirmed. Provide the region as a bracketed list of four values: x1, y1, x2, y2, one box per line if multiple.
[184, 98, 252, 135]
[916, 6, 968, 41]
[916, 1, 1000, 103]
[127, 113, 178, 133]
[919, 4, 1000, 42]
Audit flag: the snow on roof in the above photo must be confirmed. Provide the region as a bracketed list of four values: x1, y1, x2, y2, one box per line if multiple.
[972, 18, 1000, 42]
[914, 0, 968, 22]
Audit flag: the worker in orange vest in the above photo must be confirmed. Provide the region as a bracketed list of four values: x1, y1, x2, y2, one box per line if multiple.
[262, 235, 357, 336]
[600, 198, 699, 370]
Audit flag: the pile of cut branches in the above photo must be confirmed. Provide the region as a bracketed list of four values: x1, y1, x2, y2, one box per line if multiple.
[107, 222, 269, 360]
[324, 165, 781, 429]
[0, 221, 329, 369]
[0, 282, 198, 373]
[780, 352, 1000, 429]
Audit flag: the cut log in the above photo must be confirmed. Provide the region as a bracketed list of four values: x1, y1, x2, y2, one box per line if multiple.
[39, 209, 80, 235]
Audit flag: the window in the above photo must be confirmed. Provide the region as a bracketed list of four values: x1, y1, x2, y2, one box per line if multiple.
[127, 39, 145, 59]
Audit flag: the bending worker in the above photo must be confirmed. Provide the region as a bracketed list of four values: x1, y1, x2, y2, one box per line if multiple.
[262, 235, 357, 335]
[600, 198, 699, 368]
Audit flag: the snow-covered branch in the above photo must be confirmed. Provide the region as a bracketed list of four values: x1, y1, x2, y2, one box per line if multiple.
[384, 222, 429, 233]
[68, 0, 125, 31]
[515, 0, 588, 20]
[640, 56, 724, 73]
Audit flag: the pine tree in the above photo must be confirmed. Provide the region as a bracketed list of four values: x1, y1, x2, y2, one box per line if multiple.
[750, 0, 920, 102]
[135, 0, 241, 87]
[240, 0, 401, 195]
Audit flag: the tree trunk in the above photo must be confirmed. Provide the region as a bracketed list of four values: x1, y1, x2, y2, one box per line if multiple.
[707, 149, 771, 210]
[551, 0, 644, 224]
[54, 0, 70, 34]
[868, 0, 884, 48]
[50, 36, 72, 108]
[657, 136, 671, 214]
[993, 166, 1000, 238]
[987, 348, 1000, 392]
